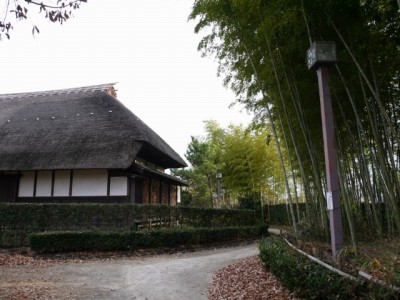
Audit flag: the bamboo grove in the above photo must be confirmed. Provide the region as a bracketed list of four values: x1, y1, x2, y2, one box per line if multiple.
[189, 0, 400, 244]
[173, 121, 288, 210]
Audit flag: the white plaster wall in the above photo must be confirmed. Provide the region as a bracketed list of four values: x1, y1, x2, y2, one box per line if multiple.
[36, 170, 52, 196]
[72, 169, 107, 196]
[177, 186, 181, 203]
[109, 176, 128, 196]
[53, 170, 71, 197]
[18, 171, 35, 197]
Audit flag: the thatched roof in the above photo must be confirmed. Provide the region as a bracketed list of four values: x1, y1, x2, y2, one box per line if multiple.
[0, 83, 187, 170]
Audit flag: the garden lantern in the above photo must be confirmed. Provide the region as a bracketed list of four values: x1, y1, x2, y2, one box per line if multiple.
[307, 42, 337, 70]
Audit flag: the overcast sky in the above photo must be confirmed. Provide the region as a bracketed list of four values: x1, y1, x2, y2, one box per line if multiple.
[0, 0, 252, 163]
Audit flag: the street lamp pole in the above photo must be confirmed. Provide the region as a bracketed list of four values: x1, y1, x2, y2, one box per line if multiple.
[307, 42, 343, 258]
[216, 173, 222, 209]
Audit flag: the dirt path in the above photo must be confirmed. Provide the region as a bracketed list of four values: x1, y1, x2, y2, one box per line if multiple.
[0, 243, 258, 300]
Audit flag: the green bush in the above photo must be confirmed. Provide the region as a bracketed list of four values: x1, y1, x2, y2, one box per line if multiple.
[259, 237, 364, 299]
[259, 237, 399, 299]
[0, 203, 256, 247]
[30, 225, 267, 253]
[263, 204, 307, 226]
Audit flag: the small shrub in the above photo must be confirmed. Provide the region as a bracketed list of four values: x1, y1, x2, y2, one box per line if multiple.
[296, 219, 327, 242]
[263, 204, 307, 226]
[259, 237, 399, 299]
[259, 237, 364, 299]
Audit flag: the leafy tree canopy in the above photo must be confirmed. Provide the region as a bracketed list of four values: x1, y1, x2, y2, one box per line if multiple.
[188, 0, 400, 239]
[173, 120, 285, 208]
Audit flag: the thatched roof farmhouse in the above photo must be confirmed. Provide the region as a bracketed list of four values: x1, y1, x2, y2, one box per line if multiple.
[0, 83, 187, 204]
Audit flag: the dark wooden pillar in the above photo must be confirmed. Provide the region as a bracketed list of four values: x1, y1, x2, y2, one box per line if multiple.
[148, 177, 152, 203]
[159, 179, 162, 204]
[168, 184, 171, 205]
[0, 175, 19, 202]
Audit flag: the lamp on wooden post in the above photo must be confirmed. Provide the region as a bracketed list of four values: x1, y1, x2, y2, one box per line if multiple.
[307, 41, 343, 258]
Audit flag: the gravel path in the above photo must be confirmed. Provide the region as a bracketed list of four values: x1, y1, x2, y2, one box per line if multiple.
[1, 244, 259, 300]
[1, 243, 297, 299]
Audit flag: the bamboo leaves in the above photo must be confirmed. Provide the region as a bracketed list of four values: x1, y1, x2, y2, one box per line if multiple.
[189, 0, 400, 239]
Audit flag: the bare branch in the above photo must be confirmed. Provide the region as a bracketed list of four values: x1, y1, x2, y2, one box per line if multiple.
[24, 0, 86, 10]
[0, 0, 87, 40]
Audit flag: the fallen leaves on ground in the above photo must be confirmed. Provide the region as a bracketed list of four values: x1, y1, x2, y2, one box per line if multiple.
[0, 252, 62, 299]
[0, 239, 257, 267]
[297, 238, 400, 286]
[0, 282, 55, 300]
[208, 255, 298, 300]
[0, 252, 82, 267]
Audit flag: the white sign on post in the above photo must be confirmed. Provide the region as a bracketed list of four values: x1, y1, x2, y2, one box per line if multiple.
[326, 191, 333, 210]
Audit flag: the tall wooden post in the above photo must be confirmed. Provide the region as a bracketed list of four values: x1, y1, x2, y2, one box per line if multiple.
[317, 66, 343, 257]
[307, 42, 343, 258]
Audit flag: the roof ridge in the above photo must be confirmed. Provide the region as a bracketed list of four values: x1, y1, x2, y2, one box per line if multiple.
[0, 83, 118, 99]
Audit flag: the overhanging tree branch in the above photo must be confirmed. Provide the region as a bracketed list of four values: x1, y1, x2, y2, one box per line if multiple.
[0, 0, 87, 40]
[24, 0, 86, 10]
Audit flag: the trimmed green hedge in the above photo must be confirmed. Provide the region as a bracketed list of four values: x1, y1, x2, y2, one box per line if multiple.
[263, 203, 307, 226]
[30, 225, 267, 253]
[259, 237, 399, 299]
[0, 203, 256, 247]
